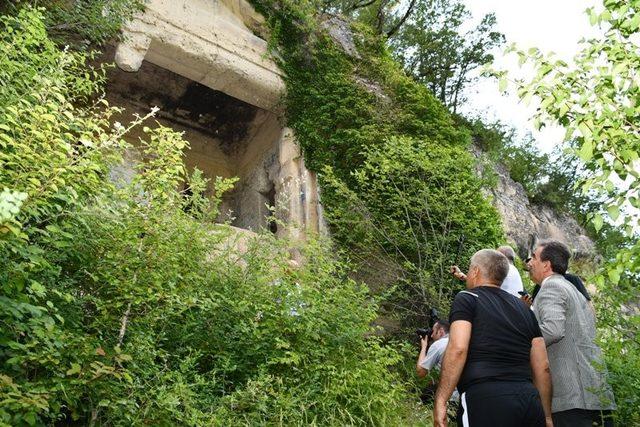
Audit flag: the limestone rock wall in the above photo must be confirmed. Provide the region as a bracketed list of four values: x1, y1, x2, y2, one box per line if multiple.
[484, 152, 595, 259]
[111, 0, 325, 241]
[115, 0, 284, 112]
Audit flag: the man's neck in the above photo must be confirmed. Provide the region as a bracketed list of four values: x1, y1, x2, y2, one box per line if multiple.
[470, 282, 500, 289]
[434, 334, 449, 342]
[540, 273, 557, 286]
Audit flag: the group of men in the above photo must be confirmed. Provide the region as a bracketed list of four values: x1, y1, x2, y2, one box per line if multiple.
[416, 240, 616, 427]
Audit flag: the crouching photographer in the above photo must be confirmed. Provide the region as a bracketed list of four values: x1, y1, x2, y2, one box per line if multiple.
[416, 319, 451, 404]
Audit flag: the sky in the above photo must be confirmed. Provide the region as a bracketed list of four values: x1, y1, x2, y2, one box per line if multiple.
[460, 0, 599, 153]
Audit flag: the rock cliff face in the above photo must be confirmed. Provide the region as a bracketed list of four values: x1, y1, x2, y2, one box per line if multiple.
[486, 154, 595, 259]
[111, 0, 326, 243]
[112, 3, 593, 259]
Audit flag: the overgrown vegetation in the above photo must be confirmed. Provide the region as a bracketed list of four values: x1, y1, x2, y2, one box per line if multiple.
[250, 1, 503, 328]
[6, 0, 143, 46]
[2, 0, 638, 424]
[0, 8, 419, 425]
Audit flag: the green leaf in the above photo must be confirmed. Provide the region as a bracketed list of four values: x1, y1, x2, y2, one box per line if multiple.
[498, 75, 508, 92]
[578, 140, 593, 161]
[578, 121, 592, 138]
[594, 274, 605, 288]
[593, 213, 604, 232]
[607, 204, 620, 221]
[605, 180, 614, 193]
[66, 363, 81, 376]
[558, 102, 570, 118]
[23, 413, 36, 426]
[588, 8, 597, 25]
[29, 281, 47, 297]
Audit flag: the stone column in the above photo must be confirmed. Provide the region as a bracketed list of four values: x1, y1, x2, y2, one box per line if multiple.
[274, 128, 327, 241]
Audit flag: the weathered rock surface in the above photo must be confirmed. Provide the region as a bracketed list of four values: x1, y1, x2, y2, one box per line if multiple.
[320, 14, 360, 58]
[115, 0, 284, 112]
[486, 154, 595, 259]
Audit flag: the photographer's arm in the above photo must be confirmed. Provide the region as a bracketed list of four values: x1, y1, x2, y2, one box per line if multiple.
[433, 320, 471, 427]
[416, 336, 429, 378]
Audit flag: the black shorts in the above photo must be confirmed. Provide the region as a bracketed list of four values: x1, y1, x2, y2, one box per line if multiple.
[456, 381, 545, 427]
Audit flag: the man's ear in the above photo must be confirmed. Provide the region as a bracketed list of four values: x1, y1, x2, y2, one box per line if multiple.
[468, 265, 478, 282]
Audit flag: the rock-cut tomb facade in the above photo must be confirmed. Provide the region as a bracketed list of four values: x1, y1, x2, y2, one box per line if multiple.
[110, 0, 325, 241]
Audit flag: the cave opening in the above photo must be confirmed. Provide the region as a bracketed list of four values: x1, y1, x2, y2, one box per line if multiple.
[105, 59, 283, 233]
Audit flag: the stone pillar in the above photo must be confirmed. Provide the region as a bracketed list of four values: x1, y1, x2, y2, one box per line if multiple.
[274, 128, 326, 241]
[275, 128, 302, 240]
[114, 24, 151, 72]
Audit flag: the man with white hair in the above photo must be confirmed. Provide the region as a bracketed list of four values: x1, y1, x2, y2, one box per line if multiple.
[497, 245, 524, 297]
[451, 245, 523, 298]
[434, 249, 553, 427]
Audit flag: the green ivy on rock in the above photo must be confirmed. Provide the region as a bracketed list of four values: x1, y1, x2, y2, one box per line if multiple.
[249, 0, 504, 319]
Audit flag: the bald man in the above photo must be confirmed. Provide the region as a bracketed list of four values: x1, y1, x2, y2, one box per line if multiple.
[435, 249, 552, 427]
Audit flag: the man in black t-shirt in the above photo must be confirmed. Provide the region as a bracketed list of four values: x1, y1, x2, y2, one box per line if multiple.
[434, 249, 553, 427]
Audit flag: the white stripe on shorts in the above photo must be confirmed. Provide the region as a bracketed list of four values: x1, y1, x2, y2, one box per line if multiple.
[461, 391, 469, 427]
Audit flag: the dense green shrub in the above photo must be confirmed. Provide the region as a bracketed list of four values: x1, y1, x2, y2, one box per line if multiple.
[6, 0, 143, 46]
[321, 136, 503, 321]
[592, 226, 640, 426]
[0, 8, 412, 425]
[597, 280, 640, 426]
[0, 8, 126, 423]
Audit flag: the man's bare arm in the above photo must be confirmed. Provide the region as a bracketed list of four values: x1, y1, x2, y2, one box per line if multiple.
[450, 265, 467, 281]
[433, 320, 471, 426]
[530, 336, 553, 426]
[416, 337, 429, 378]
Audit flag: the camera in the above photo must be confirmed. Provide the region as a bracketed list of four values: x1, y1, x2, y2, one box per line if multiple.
[415, 308, 440, 340]
[416, 327, 432, 339]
